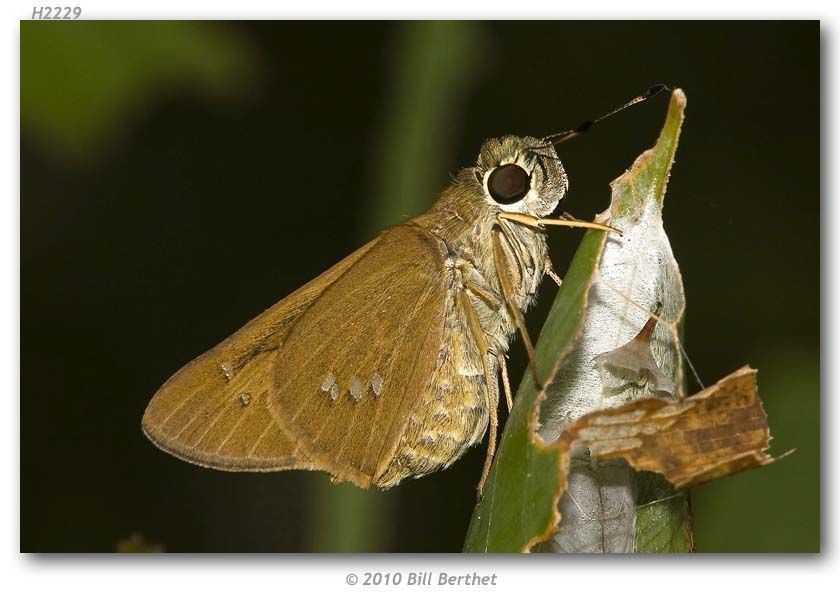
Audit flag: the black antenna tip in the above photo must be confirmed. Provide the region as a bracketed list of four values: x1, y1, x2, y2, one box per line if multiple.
[542, 84, 675, 147]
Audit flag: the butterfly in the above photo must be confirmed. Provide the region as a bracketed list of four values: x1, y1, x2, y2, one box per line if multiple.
[142, 86, 666, 493]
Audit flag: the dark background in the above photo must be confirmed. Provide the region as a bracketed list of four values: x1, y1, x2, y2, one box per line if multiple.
[21, 21, 819, 552]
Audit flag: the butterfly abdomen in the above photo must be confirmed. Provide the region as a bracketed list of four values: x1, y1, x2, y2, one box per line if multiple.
[373, 279, 492, 488]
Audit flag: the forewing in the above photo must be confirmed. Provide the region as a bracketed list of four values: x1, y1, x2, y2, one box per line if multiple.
[270, 224, 450, 488]
[142, 238, 379, 471]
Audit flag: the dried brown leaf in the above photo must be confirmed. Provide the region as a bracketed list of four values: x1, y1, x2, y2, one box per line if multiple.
[554, 366, 776, 495]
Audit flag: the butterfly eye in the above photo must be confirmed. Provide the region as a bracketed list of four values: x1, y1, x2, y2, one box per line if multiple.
[487, 164, 530, 204]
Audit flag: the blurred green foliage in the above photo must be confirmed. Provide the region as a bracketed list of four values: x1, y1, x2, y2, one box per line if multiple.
[21, 21, 256, 160]
[115, 532, 164, 553]
[692, 350, 820, 552]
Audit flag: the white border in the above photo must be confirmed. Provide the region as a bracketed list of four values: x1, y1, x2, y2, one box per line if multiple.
[3, 3, 833, 600]
[1, 0, 827, 19]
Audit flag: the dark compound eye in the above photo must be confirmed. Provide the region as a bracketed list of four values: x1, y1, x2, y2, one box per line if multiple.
[487, 163, 530, 204]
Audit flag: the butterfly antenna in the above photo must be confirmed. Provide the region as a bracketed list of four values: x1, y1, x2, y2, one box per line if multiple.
[543, 83, 672, 146]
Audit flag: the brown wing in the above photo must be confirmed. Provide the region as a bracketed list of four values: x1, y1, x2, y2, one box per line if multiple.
[269, 224, 450, 488]
[141, 238, 380, 471]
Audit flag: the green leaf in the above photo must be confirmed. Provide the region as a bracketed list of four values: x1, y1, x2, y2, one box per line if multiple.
[463, 229, 607, 553]
[635, 473, 693, 553]
[464, 90, 688, 553]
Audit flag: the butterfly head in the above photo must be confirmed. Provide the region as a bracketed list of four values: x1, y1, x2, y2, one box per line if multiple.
[472, 135, 569, 218]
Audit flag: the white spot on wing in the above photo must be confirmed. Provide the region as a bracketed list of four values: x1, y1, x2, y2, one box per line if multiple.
[238, 393, 251, 407]
[321, 372, 336, 392]
[458, 365, 482, 377]
[371, 373, 383, 397]
[329, 384, 339, 401]
[350, 376, 364, 401]
[220, 362, 234, 381]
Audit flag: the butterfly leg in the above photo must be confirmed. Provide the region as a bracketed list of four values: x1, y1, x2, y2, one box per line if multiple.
[498, 352, 514, 413]
[545, 256, 563, 287]
[462, 279, 514, 409]
[464, 280, 504, 311]
[476, 352, 499, 498]
[458, 289, 500, 498]
[491, 227, 544, 389]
